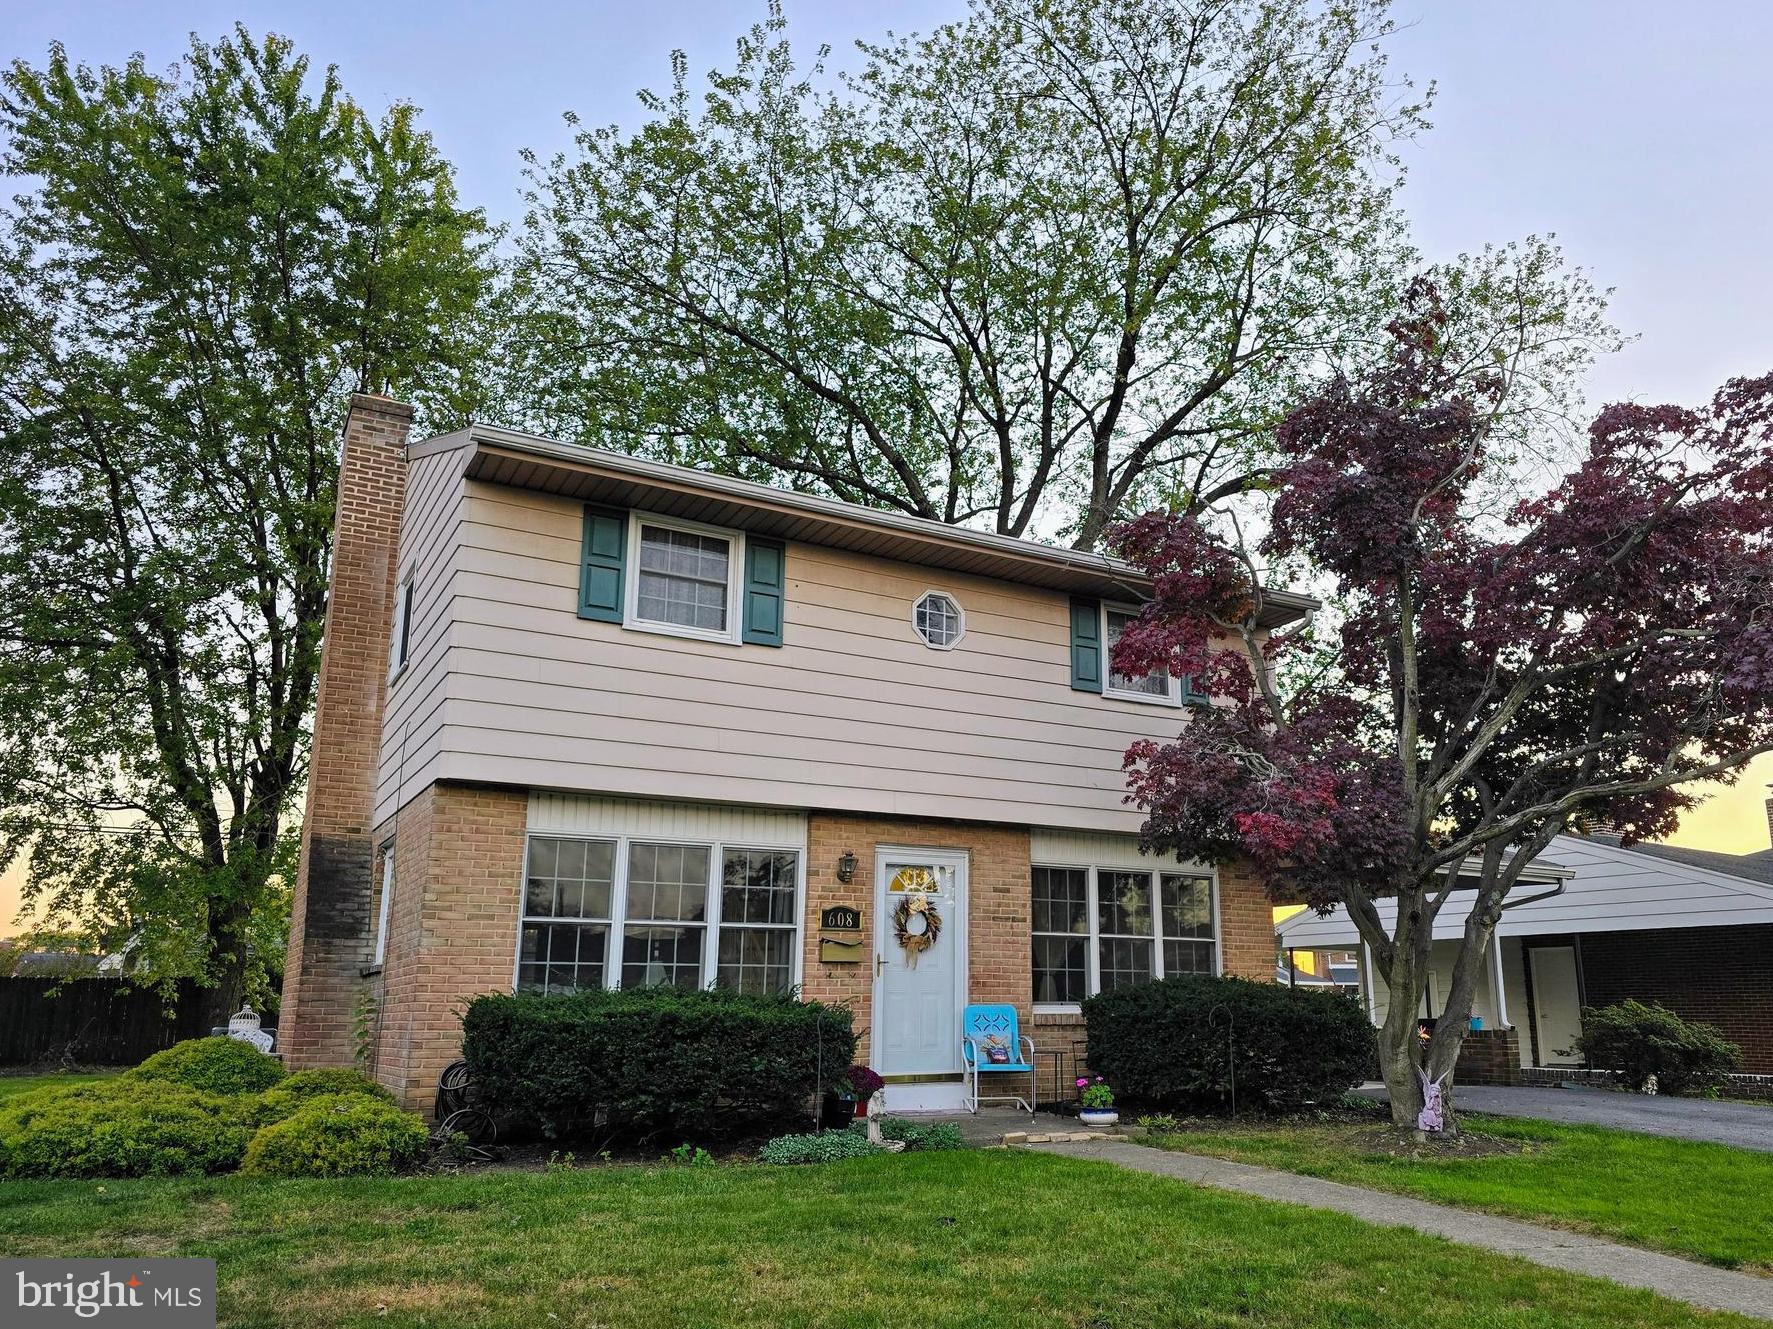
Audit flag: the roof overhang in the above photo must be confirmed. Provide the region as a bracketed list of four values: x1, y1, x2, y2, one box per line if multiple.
[1274, 860, 1575, 947]
[412, 424, 1318, 625]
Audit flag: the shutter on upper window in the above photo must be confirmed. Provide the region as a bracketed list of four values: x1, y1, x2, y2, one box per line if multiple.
[1069, 598, 1102, 692]
[1181, 674, 1210, 707]
[741, 537, 787, 647]
[578, 506, 627, 622]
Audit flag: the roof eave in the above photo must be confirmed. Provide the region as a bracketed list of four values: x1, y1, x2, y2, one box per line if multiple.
[416, 424, 1319, 624]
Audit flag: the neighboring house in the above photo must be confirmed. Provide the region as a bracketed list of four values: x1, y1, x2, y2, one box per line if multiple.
[281, 396, 1313, 1111]
[1276, 823, 1773, 1083]
[1277, 947, 1361, 994]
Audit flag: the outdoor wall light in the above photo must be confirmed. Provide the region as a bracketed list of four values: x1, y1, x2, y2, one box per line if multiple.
[836, 851, 858, 883]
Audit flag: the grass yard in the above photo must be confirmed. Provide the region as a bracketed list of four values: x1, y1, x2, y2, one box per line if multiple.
[1143, 1114, 1773, 1273]
[0, 1150, 1756, 1329]
[0, 1070, 117, 1101]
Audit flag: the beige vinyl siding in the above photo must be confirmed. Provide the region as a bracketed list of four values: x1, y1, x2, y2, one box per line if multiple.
[376, 450, 1200, 831]
[374, 448, 466, 823]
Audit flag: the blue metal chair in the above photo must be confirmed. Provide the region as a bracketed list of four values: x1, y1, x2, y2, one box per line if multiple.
[961, 1003, 1036, 1116]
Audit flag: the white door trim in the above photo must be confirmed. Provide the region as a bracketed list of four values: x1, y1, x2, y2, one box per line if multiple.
[871, 845, 970, 1078]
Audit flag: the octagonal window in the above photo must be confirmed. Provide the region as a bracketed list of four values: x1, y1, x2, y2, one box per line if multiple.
[913, 592, 965, 649]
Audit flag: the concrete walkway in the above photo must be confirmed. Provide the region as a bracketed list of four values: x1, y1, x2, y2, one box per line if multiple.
[1029, 1137, 1773, 1321]
[1359, 1082, 1773, 1153]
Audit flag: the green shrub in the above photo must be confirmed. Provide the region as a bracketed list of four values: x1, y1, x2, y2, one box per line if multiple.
[872, 1116, 964, 1151]
[758, 1128, 883, 1164]
[241, 1095, 429, 1178]
[1573, 1000, 1741, 1096]
[1084, 974, 1374, 1115]
[132, 1037, 286, 1096]
[0, 1079, 250, 1178]
[462, 987, 856, 1139]
[253, 1068, 396, 1125]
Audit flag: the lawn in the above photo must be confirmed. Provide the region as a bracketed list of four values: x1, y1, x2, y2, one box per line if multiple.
[1142, 1114, 1773, 1272]
[0, 1070, 117, 1101]
[0, 1150, 1755, 1329]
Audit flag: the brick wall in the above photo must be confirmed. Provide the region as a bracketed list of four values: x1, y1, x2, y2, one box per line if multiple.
[1579, 924, 1773, 1074]
[803, 813, 1032, 1072]
[366, 781, 528, 1110]
[1455, 1027, 1521, 1085]
[281, 395, 413, 1070]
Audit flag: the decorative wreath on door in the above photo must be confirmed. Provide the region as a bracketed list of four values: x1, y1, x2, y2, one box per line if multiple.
[892, 894, 943, 967]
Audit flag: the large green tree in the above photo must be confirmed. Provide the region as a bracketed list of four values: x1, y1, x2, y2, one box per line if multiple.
[0, 28, 496, 1020]
[510, 0, 1615, 546]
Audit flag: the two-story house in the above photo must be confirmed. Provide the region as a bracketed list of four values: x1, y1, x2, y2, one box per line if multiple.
[281, 395, 1314, 1111]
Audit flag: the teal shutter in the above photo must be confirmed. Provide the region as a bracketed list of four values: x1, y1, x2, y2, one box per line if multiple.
[1069, 598, 1102, 692]
[742, 537, 787, 646]
[578, 506, 627, 622]
[1181, 674, 1210, 707]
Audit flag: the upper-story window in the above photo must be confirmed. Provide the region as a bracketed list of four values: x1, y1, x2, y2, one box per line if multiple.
[913, 591, 965, 649]
[634, 522, 735, 636]
[389, 575, 413, 674]
[579, 505, 786, 648]
[1069, 596, 1207, 706]
[1103, 605, 1170, 701]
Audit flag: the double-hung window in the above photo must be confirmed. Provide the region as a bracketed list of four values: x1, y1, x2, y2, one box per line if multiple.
[519, 835, 801, 996]
[1103, 604, 1180, 704]
[1031, 863, 1218, 1009]
[633, 521, 736, 637]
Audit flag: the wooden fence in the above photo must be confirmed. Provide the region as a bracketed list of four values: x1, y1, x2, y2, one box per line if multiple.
[0, 977, 213, 1066]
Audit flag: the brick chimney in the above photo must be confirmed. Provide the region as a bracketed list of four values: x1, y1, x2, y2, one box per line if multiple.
[280, 394, 413, 1069]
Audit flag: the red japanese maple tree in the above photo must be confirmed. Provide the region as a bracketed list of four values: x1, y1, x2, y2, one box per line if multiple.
[1110, 283, 1773, 1128]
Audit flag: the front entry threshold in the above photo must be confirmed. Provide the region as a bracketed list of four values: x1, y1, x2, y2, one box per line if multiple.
[882, 1080, 969, 1112]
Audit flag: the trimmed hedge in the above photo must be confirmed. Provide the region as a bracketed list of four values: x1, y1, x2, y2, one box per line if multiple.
[253, 1068, 396, 1126]
[241, 1095, 430, 1178]
[1084, 974, 1374, 1115]
[0, 1080, 251, 1177]
[1573, 999, 1741, 1095]
[462, 986, 856, 1138]
[132, 1037, 287, 1096]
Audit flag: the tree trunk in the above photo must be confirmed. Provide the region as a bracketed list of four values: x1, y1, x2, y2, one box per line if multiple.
[1376, 992, 1426, 1128]
[196, 898, 253, 1032]
[196, 956, 248, 1034]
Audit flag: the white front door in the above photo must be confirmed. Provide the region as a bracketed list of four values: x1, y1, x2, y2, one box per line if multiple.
[1530, 945, 1584, 1066]
[873, 848, 968, 1078]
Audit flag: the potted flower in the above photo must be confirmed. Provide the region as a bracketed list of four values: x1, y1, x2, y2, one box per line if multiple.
[824, 1064, 886, 1125]
[1077, 1076, 1118, 1127]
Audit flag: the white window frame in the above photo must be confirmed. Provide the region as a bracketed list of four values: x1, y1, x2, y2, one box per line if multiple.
[1101, 602, 1181, 706]
[623, 512, 746, 646]
[514, 831, 805, 995]
[389, 573, 414, 677]
[1031, 862, 1221, 1015]
[910, 589, 967, 650]
[372, 841, 396, 967]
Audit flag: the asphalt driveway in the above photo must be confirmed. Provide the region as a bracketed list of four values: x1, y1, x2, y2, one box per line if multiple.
[1361, 1082, 1773, 1152]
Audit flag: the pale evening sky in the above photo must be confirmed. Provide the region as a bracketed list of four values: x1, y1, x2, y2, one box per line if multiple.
[2, 2, 1770, 930]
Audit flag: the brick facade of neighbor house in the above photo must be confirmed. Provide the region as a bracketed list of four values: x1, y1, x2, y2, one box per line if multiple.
[1578, 924, 1773, 1074]
[1454, 1027, 1522, 1086]
[280, 395, 413, 1071]
[365, 782, 528, 1110]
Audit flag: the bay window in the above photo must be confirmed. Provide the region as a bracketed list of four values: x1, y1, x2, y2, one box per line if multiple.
[1031, 862, 1218, 1008]
[519, 834, 801, 996]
